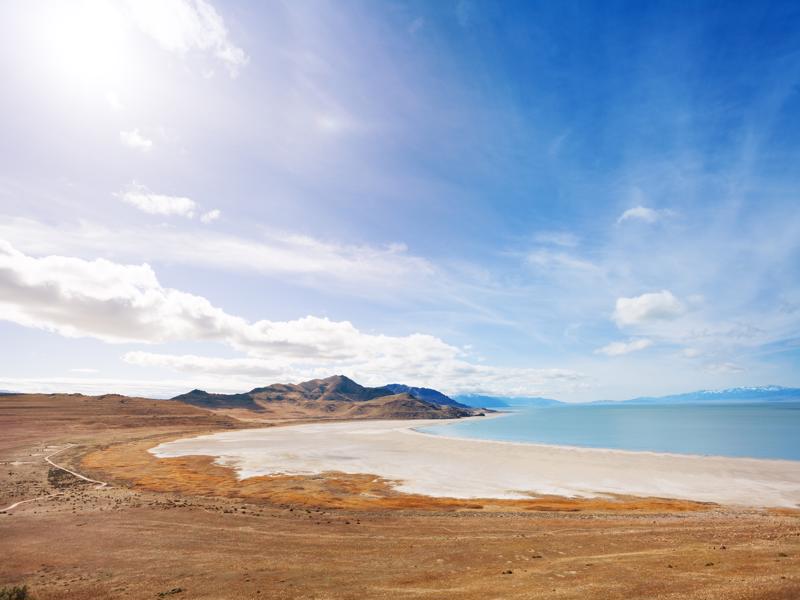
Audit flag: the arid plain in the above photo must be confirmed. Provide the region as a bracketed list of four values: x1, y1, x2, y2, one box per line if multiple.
[2, 393, 799, 600]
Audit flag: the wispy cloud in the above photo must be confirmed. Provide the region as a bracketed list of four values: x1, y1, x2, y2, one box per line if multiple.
[705, 362, 745, 374]
[124, 0, 248, 77]
[116, 182, 196, 218]
[533, 231, 579, 247]
[0, 239, 584, 397]
[119, 129, 153, 151]
[200, 209, 221, 224]
[526, 249, 599, 273]
[0, 217, 436, 293]
[617, 206, 674, 224]
[595, 338, 653, 356]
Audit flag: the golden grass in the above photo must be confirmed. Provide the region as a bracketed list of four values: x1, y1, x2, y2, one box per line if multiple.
[82, 435, 717, 513]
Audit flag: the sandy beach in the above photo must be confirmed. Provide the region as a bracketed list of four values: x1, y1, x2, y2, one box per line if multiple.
[151, 418, 800, 508]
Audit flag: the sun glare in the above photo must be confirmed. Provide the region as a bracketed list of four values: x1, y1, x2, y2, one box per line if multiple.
[38, 0, 129, 93]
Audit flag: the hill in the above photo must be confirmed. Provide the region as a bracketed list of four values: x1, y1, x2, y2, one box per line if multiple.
[172, 375, 481, 420]
[384, 384, 468, 407]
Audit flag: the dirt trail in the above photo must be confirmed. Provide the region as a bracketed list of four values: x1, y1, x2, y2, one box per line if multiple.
[0, 444, 107, 513]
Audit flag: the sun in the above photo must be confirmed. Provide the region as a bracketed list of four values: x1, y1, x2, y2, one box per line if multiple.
[37, 0, 130, 93]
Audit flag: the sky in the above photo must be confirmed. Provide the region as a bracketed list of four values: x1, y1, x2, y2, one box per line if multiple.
[0, 0, 799, 401]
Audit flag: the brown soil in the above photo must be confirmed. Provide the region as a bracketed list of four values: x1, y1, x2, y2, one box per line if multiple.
[2, 393, 799, 599]
[81, 434, 718, 513]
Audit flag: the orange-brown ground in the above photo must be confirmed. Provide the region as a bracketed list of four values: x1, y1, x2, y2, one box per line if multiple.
[2, 394, 799, 599]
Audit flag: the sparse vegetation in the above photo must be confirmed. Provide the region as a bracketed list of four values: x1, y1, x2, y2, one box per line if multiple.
[0, 585, 30, 600]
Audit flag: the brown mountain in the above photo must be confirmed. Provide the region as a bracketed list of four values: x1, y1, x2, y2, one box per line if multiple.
[172, 375, 481, 420]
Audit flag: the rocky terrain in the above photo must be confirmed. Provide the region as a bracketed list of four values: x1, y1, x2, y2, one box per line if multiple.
[172, 375, 481, 420]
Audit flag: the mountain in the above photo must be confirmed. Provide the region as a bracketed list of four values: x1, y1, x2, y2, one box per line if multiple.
[170, 389, 262, 411]
[454, 394, 563, 408]
[172, 375, 481, 420]
[384, 384, 468, 407]
[454, 394, 511, 408]
[595, 386, 800, 405]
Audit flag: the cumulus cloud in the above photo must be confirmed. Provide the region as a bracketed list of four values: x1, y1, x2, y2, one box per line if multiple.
[123, 351, 585, 397]
[617, 206, 673, 224]
[117, 182, 196, 218]
[0, 240, 584, 397]
[595, 338, 653, 356]
[125, 0, 248, 77]
[119, 129, 153, 151]
[0, 239, 230, 343]
[200, 209, 221, 224]
[613, 290, 685, 327]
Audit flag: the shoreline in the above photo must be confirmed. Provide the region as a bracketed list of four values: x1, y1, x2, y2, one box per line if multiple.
[151, 418, 800, 508]
[411, 415, 800, 465]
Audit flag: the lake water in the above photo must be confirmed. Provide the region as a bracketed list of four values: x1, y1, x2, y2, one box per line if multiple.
[420, 402, 800, 461]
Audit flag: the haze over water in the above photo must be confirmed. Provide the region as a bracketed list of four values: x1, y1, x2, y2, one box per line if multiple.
[421, 403, 800, 461]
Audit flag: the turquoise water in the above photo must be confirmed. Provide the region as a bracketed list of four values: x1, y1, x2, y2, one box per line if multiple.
[420, 402, 800, 460]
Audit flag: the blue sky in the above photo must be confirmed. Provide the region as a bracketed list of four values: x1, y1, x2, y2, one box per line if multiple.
[0, 0, 799, 400]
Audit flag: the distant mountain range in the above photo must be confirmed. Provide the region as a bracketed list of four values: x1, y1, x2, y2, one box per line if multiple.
[456, 386, 800, 407]
[454, 394, 563, 408]
[592, 386, 800, 405]
[172, 375, 479, 420]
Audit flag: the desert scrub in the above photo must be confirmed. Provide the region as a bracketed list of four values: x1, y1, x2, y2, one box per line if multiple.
[0, 586, 30, 600]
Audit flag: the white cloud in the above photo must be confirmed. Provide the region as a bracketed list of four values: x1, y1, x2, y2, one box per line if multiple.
[123, 351, 585, 398]
[595, 338, 653, 356]
[125, 352, 287, 377]
[705, 362, 745, 374]
[0, 375, 211, 399]
[0, 239, 229, 343]
[617, 206, 673, 224]
[117, 182, 196, 218]
[0, 240, 584, 397]
[119, 129, 153, 151]
[125, 0, 248, 77]
[0, 217, 436, 292]
[682, 348, 702, 358]
[613, 290, 685, 327]
[527, 250, 599, 273]
[200, 209, 221, 224]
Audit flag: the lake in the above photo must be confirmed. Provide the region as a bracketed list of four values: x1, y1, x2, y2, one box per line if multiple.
[419, 402, 800, 460]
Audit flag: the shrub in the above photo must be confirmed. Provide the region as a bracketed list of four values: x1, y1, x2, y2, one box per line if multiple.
[0, 586, 29, 600]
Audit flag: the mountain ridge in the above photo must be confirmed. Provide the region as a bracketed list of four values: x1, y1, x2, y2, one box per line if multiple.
[172, 375, 482, 420]
[385, 384, 468, 407]
[455, 385, 800, 407]
[594, 385, 800, 405]
[454, 394, 563, 408]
